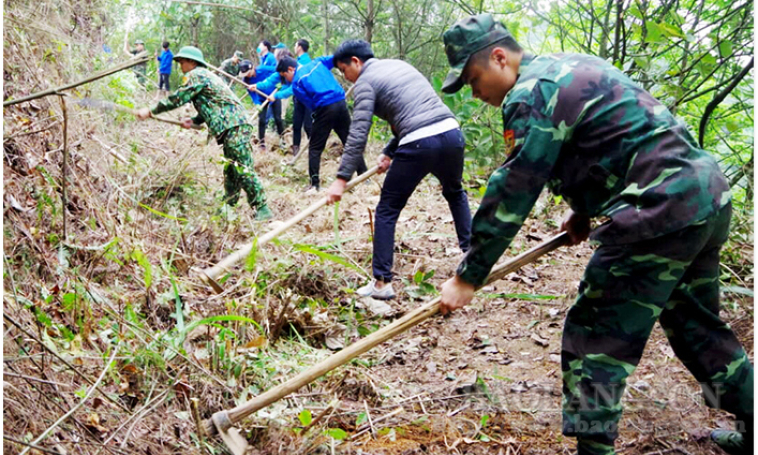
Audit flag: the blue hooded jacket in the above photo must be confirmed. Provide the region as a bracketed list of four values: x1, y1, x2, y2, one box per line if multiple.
[157, 49, 173, 74]
[291, 55, 345, 112]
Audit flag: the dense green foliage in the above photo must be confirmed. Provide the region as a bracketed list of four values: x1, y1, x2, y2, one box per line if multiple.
[104, 0, 753, 280]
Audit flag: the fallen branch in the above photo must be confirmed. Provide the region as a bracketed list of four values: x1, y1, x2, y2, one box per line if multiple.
[4, 54, 151, 107]
[58, 96, 69, 240]
[2, 312, 131, 412]
[347, 407, 404, 441]
[19, 346, 119, 455]
[94, 379, 177, 454]
[2, 371, 72, 388]
[3, 436, 62, 455]
[89, 135, 129, 164]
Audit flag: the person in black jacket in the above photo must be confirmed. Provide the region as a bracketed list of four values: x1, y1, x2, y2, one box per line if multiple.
[326, 40, 472, 300]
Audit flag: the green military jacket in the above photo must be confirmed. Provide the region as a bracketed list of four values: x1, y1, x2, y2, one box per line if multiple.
[130, 49, 147, 75]
[219, 58, 240, 84]
[457, 53, 730, 286]
[151, 67, 250, 138]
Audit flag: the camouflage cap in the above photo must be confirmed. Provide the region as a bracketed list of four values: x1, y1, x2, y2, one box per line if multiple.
[134, 39, 145, 45]
[442, 13, 513, 93]
[234, 50, 243, 59]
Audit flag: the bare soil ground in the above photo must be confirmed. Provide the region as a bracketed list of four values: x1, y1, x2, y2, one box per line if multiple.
[3, 84, 753, 455]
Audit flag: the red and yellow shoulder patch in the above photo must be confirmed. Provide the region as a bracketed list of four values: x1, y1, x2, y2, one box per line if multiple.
[503, 129, 515, 156]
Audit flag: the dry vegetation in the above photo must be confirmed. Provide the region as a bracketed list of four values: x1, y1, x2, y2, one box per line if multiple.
[3, 2, 753, 455]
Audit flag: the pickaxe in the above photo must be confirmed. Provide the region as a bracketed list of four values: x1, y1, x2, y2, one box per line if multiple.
[75, 97, 204, 130]
[206, 62, 275, 104]
[195, 165, 380, 293]
[200, 231, 570, 455]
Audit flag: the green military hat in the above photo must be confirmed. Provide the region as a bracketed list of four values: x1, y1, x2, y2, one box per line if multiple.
[234, 50, 243, 59]
[134, 39, 145, 45]
[442, 13, 514, 94]
[174, 46, 208, 67]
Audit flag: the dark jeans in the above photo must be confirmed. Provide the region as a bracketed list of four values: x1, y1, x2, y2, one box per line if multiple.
[292, 98, 312, 148]
[258, 99, 283, 141]
[309, 100, 366, 188]
[159, 73, 170, 91]
[373, 128, 471, 282]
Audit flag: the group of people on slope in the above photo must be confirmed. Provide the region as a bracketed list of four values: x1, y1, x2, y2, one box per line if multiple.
[131, 15, 752, 455]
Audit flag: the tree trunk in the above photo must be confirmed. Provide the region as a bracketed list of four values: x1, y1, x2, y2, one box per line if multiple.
[365, 0, 374, 43]
[190, 16, 200, 47]
[323, 0, 330, 53]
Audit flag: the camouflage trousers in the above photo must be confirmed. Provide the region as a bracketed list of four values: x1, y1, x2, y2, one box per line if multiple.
[561, 203, 754, 455]
[221, 124, 267, 210]
[134, 67, 147, 87]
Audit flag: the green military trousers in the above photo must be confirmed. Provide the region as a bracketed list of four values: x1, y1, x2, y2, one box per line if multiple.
[221, 124, 267, 210]
[561, 203, 753, 455]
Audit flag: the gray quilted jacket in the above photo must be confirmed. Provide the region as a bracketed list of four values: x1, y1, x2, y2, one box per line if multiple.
[336, 58, 455, 180]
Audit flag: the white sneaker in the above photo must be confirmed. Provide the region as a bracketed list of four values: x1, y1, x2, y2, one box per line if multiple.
[356, 280, 396, 300]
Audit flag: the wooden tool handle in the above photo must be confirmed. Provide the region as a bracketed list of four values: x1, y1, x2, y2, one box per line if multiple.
[151, 116, 204, 130]
[199, 165, 380, 286]
[260, 88, 279, 109]
[206, 62, 264, 95]
[104, 102, 203, 130]
[203, 231, 569, 433]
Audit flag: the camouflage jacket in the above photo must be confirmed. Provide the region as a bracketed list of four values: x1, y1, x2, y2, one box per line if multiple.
[130, 49, 147, 74]
[457, 53, 730, 286]
[219, 58, 240, 84]
[151, 67, 250, 138]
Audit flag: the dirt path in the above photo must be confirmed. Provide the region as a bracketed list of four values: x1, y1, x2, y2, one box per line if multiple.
[240, 130, 753, 455]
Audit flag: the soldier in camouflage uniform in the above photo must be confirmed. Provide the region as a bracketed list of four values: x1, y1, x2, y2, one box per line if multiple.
[219, 51, 244, 86]
[136, 46, 273, 221]
[438, 14, 753, 455]
[124, 39, 148, 87]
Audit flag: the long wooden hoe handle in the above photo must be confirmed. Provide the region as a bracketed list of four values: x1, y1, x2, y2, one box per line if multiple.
[260, 88, 279, 109]
[77, 97, 204, 130]
[206, 62, 270, 99]
[198, 165, 381, 292]
[203, 231, 570, 436]
[114, 104, 203, 130]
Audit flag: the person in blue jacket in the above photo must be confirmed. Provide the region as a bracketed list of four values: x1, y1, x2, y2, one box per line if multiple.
[289, 39, 313, 158]
[253, 47, 295, 151]
[252, 45, 309, 155]
[155, 41, 173, 97]
[277, 55, 367, 192]
[245, 40, 284, 151]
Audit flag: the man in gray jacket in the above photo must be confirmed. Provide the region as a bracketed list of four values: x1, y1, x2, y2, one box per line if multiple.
[326, 40, 472, 299]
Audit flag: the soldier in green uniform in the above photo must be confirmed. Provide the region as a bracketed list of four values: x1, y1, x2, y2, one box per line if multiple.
[438, 14, 753, 455]
[124, 38, 148, 87]
[136, 46, 273, 221]
[219, 51, 244, 86]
